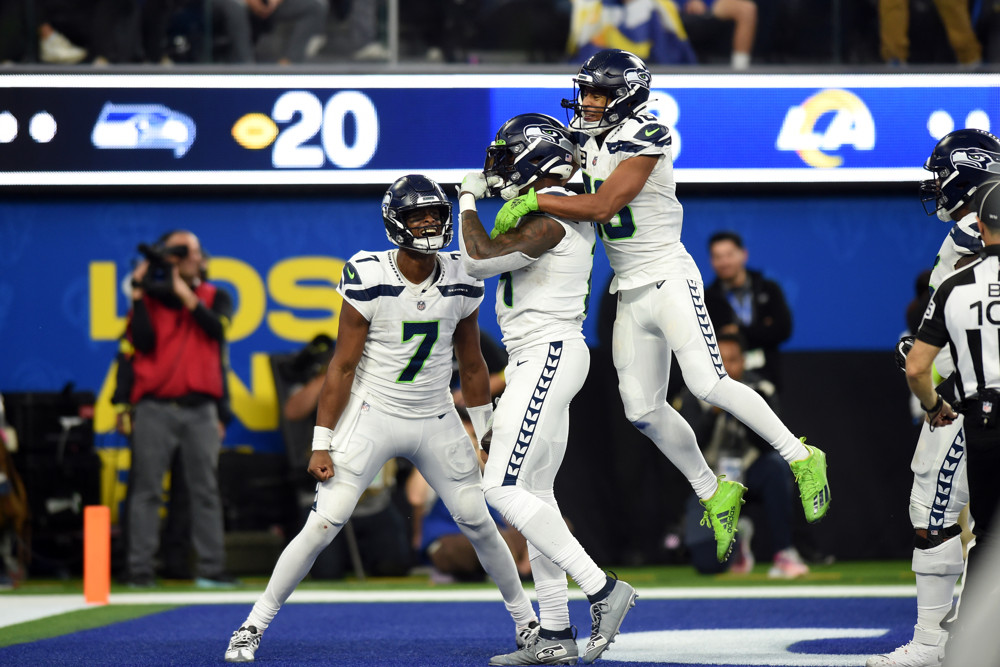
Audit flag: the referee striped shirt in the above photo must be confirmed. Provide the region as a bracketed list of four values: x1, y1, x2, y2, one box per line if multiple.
[917, 245, 1000, 402]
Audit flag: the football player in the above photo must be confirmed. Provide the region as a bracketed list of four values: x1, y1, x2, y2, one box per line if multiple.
[459, 113, 636, 665]
[868, 128, 1000, 667]
[225, 175, 538, 663]
[491, 48, 830, 562]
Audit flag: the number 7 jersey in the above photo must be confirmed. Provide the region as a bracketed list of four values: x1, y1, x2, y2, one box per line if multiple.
[574, 109, 700, 293]
[337, 249, 484, 417]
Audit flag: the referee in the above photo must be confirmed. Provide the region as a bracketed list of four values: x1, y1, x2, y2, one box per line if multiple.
[907, 182, 1000, 588]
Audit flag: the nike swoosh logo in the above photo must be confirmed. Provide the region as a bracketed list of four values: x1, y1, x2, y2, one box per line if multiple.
[645, 127, 660, 137]
[656, 280, 665, 289]
[517, 359, 528, 366]
[346, 266, 355, 279]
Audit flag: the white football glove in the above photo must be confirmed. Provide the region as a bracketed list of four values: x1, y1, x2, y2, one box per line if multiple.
[460, 171, 489, 200]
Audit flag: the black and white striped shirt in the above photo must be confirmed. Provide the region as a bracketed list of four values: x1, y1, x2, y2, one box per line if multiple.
[917, 245, 1000, 402]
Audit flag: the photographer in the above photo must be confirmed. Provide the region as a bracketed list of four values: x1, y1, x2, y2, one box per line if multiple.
[124, 230, 235, 589]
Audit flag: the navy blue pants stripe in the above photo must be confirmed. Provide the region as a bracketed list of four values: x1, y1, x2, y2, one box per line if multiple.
[502, 341, 563, 486]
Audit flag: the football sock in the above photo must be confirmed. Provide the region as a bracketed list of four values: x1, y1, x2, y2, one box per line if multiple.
[631, 403, 718, 498]
[703, 376, 808, 462]
[246, 510, 340, 631]
[529, 542, 571, 632]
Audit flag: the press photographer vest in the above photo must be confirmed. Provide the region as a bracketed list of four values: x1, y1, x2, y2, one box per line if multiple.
[130, 282, 224, 403]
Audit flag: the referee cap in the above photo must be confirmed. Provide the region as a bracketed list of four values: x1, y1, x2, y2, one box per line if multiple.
[979, 181, 1000, 231]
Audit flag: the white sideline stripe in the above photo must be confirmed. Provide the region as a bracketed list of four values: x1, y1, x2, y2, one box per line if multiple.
[0, 585, 920, 629]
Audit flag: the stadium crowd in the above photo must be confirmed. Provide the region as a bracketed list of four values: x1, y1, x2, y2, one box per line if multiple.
[2, 0, 999, 67]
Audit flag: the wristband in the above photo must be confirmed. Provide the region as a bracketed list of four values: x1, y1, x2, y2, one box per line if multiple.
[312, 425, 335, 451]
[459, 193, 478, 214]
[467, 403, 493, 446]
[922, 395, 944, 414]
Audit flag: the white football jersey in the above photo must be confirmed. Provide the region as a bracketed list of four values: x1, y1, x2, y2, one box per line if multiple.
[930, 212, 981, 292]
[337, 249, 484, 418]
[574, 107, 700, 293]
[497, 186, 596, 354]
[928, 212, 982, 379]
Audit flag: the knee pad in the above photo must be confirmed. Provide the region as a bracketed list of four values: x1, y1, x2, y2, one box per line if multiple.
[302, 510, 339, 551]
[688, 367, 726, 402]
[447, 484, 493, 531]
[912, 531, 964, 576]
[485, 485, 544, 531]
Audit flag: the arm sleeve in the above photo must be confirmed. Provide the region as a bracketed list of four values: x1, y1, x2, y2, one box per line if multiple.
[130, 301, 155, 352]
[915, 291, 950, 348]
[192, 287, 231, 341]
[458, 220, 538, 279]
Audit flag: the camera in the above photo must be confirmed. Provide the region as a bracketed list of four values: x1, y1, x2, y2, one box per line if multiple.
[281, 334, 335, 385]
[135, 242, 189, 301]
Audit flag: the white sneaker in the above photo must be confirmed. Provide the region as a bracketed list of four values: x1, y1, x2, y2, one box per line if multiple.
[39, 30, 87, 64]
[866, 639, 945, 667]
[352, 41, 389, 61]
[225, 625, 262, 663]
[768, 547, 809, 579]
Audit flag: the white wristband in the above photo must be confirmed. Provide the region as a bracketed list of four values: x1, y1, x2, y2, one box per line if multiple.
[467, 403, 493, 446]
[312, 425, 335, 451]
[459, 193, 478, 213]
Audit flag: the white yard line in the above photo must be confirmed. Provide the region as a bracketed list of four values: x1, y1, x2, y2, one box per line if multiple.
[0, 585, 921, 630]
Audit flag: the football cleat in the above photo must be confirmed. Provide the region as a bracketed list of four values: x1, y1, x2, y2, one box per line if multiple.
[790, 439, 831, 523]
[865, 639, 945, 667]
[516, 620, 540, 649]
[225, 625, 261, 663]
[490, 632, 579, 665]
[699, 477, 747, 562]
[582, 579, 637, 664]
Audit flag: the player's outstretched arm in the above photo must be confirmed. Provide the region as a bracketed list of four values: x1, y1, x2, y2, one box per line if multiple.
[310, 301, 369, 481]
[538, 154, 657, 223]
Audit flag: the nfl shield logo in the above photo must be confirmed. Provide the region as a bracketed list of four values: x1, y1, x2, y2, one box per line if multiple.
[417, 300, 426, 311]
[592, 157, 597, 166]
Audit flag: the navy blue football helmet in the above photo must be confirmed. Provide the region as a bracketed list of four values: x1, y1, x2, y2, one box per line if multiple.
[484, 113, 576, 201]
[561, 49, 651, 136]
[920, 128, 1000, 221]
[381, 174, 453, 254]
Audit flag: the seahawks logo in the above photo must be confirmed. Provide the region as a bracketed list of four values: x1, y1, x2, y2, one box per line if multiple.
[624, 67, 651, 89]
[524, 124, 564, 145]
[951, 148, 1000, 174]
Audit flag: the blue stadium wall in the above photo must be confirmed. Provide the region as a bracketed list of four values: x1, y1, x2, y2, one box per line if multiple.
[0, 190, 933, 562]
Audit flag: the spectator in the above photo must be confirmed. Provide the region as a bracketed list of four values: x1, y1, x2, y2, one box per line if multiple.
[879, 0, 981, 66]
[569, 0, 697, 65]
[675, 332, 808, 578]
[681, 0, 756, 68]
[124, 230, 235, 589]
[706, 230, 793, 392]
[214, 0, 329, 64]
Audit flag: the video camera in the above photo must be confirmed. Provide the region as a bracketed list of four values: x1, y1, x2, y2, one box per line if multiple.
[135, 242, 189, 300]
[281, 334, 335, 385]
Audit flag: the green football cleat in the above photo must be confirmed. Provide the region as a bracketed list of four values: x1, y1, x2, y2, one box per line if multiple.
[790, 439, 831, 523]
[699, 477, 747, 562]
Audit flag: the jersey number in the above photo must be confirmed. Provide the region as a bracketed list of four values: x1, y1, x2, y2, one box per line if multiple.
[499, 272, 514, 308]
[582, 172, 636, 241]
[398, 321, 439, 383]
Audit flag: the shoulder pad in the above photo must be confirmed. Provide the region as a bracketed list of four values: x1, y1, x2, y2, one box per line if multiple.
[340, 252, 383, 288]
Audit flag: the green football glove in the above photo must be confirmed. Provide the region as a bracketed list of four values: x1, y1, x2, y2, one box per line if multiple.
[490, 189, 538, 239]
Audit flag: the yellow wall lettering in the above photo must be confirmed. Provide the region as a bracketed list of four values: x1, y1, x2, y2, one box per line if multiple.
[228, 352, 279, 430]
[267, 256, 345, 342]
[209, 256, 266, 343]
[89, 262, 127, 340]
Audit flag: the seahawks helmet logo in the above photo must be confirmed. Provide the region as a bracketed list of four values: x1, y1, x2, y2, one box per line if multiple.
[624, 67, 651, 89]
[951, 148, 1000, 174]
[523, 124, 563, 144]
